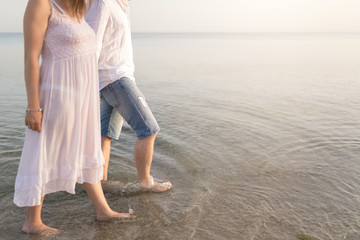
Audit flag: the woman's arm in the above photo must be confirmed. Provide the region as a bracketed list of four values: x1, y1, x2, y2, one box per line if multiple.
[23, 0, 50, 132]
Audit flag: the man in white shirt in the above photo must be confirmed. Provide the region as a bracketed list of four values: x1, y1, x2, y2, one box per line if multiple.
[86, 0, 172, 192]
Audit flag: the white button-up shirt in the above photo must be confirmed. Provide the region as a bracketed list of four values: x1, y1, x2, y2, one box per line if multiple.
[86, 0, 135, 90]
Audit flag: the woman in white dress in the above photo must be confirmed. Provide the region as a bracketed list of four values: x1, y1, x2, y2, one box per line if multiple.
[14, 0, 133, 236]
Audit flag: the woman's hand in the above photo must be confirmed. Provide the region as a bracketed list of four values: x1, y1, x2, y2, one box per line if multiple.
[25, 111, 43, 132]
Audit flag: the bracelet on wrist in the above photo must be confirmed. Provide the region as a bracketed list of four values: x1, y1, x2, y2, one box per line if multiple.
[26, 108, 43, 113]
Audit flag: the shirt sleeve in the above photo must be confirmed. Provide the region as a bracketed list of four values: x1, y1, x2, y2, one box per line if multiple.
[85, 0, 110, 60]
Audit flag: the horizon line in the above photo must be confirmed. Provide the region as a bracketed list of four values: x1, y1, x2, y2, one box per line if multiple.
[1, 31, 360, 35]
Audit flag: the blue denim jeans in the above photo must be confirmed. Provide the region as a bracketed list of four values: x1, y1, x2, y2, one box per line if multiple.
[100, 77, 160, 140]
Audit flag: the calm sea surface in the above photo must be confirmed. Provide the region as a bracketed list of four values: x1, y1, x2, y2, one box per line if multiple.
[0, 33, 359, 240]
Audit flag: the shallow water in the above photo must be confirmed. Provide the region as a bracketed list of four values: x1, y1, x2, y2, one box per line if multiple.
[0, 32, 359, 240]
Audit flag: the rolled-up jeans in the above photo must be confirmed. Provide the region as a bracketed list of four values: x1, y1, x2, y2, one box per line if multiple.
[100, 77, 160, 140]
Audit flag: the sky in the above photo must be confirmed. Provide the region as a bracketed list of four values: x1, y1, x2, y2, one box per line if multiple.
[1, 0, 360, 33]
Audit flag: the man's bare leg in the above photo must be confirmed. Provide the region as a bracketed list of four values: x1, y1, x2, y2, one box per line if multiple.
[134, 132, 172, 192]
[101, 136, 112, 182]
[101, 132, 171, 192]
[82, 181, 134, 221]
[22, 196, 60, 237]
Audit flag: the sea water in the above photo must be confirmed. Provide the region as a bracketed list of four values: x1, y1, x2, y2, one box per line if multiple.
[0, 33, 359, 240]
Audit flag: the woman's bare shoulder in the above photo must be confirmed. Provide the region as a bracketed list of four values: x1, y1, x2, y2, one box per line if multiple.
[25, 0, 51, 16]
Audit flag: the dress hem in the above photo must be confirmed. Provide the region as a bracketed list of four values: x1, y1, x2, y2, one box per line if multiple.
[13, 157, 104, 207]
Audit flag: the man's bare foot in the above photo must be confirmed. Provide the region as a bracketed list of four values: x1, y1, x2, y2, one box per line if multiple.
[97, 210, 136, 222]
[139, 176, 172, 193]
[22, 223, 60, 237]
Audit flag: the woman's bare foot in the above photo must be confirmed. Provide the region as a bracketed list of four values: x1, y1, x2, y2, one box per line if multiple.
[97, 210, 136, 222]
[22, 223, 60, 237]
[139, 176, 172, 193]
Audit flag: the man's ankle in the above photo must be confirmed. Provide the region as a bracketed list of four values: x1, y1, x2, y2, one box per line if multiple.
[139, 176, 154, 186]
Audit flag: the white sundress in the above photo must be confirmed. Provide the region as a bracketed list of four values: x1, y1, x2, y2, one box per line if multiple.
[14, 1, 104, 207]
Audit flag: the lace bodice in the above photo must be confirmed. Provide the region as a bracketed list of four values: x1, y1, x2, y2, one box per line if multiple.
[41, 4, 97, 62]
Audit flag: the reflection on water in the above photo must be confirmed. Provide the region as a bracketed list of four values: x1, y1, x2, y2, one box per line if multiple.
[0, 33, 359, 239]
